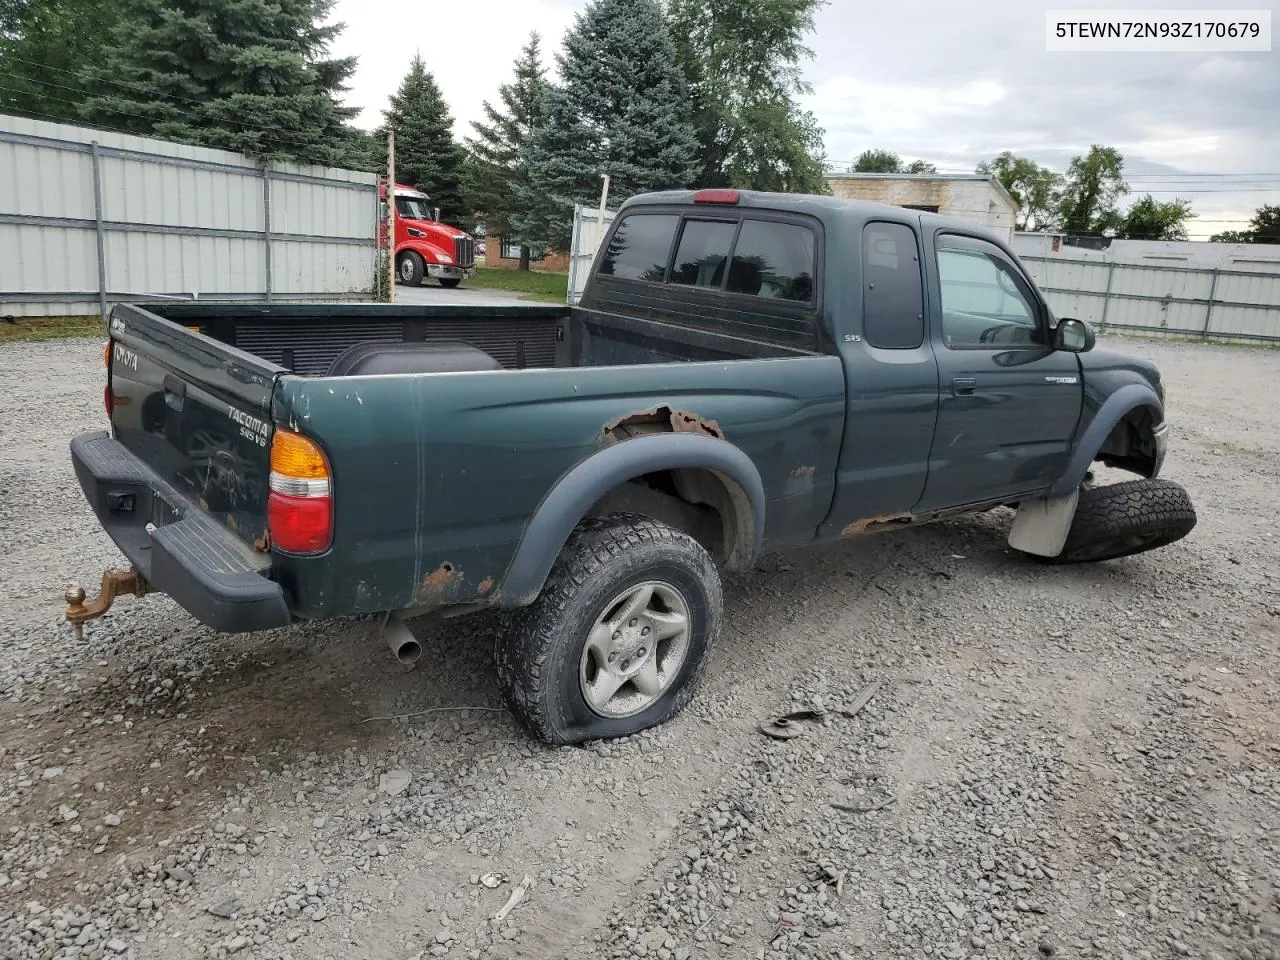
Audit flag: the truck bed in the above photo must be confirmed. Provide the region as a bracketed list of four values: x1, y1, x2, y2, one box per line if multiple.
[149, 301, 821, 376]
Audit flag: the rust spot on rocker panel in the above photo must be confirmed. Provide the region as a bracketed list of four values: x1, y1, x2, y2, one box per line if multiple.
[602, 405, 725, 444]
[476, 577, 495, 597]
[841, 513, 915, 538]
[422, 562, 458, 592]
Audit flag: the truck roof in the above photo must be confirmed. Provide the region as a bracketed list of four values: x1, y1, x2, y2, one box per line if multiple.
[621, 188, 1009, 249]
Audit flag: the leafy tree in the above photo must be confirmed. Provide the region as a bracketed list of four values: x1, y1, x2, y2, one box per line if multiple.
[0, 0, 121, 121]
[975, 152, 1062, 231]
[1056, 145, 1128, 236]
[904, 159, 938, 174]
[852, 149, 902, 173]
[667, 0, 828, 194]
[1116, 195, 1195, 240]
[382, 53, 465, 223]
[1209, 204, 1280, 244]
[523, 0, 698, 251]
[80, 0, 363, 168]
[1252, 204, 1280, 244]
[464, 32, 550, 269]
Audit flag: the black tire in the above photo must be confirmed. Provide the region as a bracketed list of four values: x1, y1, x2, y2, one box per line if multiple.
[397, 252, 424, 286]
[1046, 478, 1197, 564]
[495, 514, 723, 746]
[439, 278, 462, 289]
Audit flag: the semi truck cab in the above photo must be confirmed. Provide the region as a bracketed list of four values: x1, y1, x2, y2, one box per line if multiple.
[379, 181, 476, 289]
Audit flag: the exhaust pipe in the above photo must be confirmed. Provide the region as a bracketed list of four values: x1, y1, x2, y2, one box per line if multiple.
[381, 613, 422, 667]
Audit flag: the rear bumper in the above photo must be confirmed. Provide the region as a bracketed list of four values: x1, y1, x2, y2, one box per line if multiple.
[70, 431, 292, 633]
[426, 264, 474, 280]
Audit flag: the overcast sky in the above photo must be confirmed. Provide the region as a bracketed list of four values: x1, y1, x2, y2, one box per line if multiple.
[328, 0, 1280, 239]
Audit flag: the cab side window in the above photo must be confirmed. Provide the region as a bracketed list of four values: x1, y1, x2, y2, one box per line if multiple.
[862, 223, 924, 349]
[936, 236, 1044, 348]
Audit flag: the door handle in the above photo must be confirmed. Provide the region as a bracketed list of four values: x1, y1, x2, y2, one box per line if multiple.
[952, 377, 977, 396]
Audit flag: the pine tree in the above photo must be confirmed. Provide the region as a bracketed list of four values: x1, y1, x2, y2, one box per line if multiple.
[464, 32, 550, 269]
[667, 0, 828, 194]
[382, 54, 466, 224]
[0, 0, 121, 122]
[522, 0, 698, 251]
[80, 0, 363, 168]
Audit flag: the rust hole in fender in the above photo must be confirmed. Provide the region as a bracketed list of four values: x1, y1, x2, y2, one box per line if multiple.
[602, 405, 725, 444]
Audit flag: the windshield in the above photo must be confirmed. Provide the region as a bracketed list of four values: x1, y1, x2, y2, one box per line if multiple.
[395, 196, 432, 220]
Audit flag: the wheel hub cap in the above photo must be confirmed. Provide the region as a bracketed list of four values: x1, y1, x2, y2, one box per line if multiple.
[579, 581, 691, 719]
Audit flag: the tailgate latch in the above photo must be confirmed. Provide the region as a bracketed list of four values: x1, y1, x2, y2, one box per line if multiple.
[65, 569, 148, 641]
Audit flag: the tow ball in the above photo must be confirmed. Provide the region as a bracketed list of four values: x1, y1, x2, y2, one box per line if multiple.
[64, 569, 148, 641]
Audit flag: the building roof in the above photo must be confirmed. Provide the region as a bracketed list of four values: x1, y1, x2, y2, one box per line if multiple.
[823, 172, 1020, 215]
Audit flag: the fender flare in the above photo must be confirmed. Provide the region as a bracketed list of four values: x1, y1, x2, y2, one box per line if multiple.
[1049, 383, 1164, 498]
[493, 433, 766, 607]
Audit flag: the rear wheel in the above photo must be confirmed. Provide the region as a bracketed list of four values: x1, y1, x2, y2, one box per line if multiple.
[439, 278, 462, 289]
[495, 514, 722, 745]
[397, 252, 424, 286]
[1046, 478, 1196, 564]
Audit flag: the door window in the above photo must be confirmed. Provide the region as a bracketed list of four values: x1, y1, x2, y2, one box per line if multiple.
[936, 236, 1044, 348]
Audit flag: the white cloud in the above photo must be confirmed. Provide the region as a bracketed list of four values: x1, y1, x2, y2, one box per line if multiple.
[324, 0, 1280, 238]
[327, 0, 580, 137]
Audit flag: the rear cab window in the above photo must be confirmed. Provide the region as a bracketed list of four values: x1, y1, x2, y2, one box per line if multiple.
[597, 210, 819, 304]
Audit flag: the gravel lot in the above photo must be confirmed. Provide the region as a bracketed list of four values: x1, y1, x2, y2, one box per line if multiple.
[1, 336, 1278, 960]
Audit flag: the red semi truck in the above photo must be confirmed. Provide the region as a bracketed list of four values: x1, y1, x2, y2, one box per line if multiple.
[379, 180, 476, 288]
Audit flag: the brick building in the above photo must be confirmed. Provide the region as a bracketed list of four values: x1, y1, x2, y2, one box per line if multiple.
[825, 173, 1018, 243]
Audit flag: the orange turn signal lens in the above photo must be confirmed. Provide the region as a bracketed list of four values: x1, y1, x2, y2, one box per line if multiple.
[270, 429, 330, 480]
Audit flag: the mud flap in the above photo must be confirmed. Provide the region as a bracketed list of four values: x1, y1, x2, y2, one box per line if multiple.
[1007, 488, 1080, 558]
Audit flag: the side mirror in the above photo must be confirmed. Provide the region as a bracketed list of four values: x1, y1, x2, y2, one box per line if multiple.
[1054, 317, 1095, 353]
[432, 207, 441, 222]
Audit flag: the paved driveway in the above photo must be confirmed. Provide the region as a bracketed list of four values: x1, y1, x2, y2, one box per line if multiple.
[394, 282, 545, 308]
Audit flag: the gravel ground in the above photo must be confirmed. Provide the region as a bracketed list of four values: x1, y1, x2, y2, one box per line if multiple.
[1, 335, 1278, 960]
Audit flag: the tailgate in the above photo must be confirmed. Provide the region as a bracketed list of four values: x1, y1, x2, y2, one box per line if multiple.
[106, 304, 283, 551]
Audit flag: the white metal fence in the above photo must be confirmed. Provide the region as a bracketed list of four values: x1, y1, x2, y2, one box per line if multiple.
[0, 114, 380, 318]
[567, 202, 617, 305]
[1018, 254, 1280, 345]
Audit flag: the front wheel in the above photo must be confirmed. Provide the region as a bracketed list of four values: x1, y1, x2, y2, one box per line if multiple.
[495, 514, 723, 745]
[1046, 478, 1197, 564]
[439, 278, 462, 289]
[397, 252, 424, 286]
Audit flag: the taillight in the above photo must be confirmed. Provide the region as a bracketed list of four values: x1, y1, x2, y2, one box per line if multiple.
[267, 429, 332, 554]
[103, 341, 112, 416]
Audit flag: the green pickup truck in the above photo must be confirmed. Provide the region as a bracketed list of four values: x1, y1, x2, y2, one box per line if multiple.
[69, 188, 1196, 744]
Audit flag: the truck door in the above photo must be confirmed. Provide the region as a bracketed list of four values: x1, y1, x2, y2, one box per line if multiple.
[916, 232, 1082, 511]
[818, 220, 941, 537]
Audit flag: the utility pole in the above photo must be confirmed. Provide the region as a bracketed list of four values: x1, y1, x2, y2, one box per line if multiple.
[387, 129, 397, 304]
